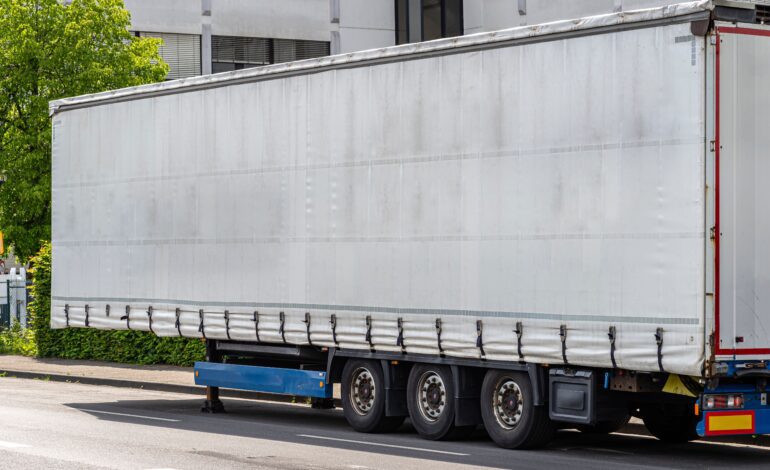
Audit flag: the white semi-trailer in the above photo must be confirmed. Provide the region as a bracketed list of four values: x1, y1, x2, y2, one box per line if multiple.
[50, 0, 770, 448]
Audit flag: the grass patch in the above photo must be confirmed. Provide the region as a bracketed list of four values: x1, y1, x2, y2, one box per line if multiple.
[0, 322, 37, 356]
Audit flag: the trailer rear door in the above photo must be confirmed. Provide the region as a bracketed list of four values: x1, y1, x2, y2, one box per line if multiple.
[716, 24, 770, 356]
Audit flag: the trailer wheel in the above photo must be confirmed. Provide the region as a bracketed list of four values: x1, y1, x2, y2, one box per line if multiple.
[406, 364, 474, 440]
[341, 359, 404, 433]
[640, 403, 698, 443]
[480, 370, 555, 449]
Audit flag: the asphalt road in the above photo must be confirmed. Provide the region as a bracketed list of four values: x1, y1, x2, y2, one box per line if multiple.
[1, 377, 769, 469]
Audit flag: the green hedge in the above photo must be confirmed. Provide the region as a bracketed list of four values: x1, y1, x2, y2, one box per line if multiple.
[0, 322, 37, 356]
[28, 243, 205, 366]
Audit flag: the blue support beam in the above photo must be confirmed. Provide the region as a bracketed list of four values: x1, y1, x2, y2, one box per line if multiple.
[194, 362, 333, 399]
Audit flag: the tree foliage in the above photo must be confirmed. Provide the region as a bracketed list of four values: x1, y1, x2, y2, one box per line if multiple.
[0, 0, 168, 259]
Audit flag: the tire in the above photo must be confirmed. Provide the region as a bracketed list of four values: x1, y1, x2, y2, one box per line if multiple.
[479, 370, 556, 449]
[640, 403, 699, 443]
[341, 359, 405, 433]
[577, 414, 630, 434]
[406, 364, 475, 441]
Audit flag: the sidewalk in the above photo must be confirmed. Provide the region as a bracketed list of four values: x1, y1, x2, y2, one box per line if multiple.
[0, 355, 334, 403]
[0, 355, 196, 394]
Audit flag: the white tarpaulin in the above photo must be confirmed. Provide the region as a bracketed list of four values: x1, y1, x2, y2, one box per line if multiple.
[51, 3, 709, 376]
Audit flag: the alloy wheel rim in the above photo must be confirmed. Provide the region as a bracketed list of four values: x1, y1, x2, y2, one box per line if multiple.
[417, 371, 446, 422]
[493, 378, 524, 429]
[350, 367, 376, 415]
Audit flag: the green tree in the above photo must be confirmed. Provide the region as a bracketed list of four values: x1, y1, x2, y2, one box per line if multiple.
[0, 0, 167, 259]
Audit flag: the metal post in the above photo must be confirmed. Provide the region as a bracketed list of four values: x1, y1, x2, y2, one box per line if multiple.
[202, 385, 224, 413]
[3, 278, 9, 328]
[201, 339, 225, 413]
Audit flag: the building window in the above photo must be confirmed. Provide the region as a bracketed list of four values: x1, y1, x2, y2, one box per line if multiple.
[422, 0, 442, 40]
[395, 0, 409, 44]
[212, 36, 270, 73]
[442, 0, 463, 37]
[395, 0, 463, 45]
[212, 36, 330, 73]
[273, 38, 331, 64]
[138, 32, 201, 80]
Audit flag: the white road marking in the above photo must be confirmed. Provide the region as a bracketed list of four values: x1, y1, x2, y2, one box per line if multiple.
[607, 432, 657, 440]
[0, 440, 31, 449]
[610, 431, 770, 452]
[692, 439, 770, 452]
[80, 408, 180, 422]
[575, 447, 636, 456]
[297, 434, 469, 456]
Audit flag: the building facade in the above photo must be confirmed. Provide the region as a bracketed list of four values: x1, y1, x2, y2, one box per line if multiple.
[124, 0, 690, 80]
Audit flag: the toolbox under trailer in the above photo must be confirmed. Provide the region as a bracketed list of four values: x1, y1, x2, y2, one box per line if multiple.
[50, 1, 770, 448]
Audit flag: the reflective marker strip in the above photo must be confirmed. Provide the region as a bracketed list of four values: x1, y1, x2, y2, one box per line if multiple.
[706, 411, 755, 435]
[297, 434, 469, 456]
[709, 414, 753, 431]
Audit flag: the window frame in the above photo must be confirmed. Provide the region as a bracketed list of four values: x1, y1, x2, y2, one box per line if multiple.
[395, 0, 464, 45]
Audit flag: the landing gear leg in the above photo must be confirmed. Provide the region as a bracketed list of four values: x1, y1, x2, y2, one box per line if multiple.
[311, 398, 336, 409]
[202, 386, 225, 413]
[202, 340, 226, 413]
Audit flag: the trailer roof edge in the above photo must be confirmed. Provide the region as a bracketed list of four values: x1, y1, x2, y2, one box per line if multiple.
[49, 0, 713, 116]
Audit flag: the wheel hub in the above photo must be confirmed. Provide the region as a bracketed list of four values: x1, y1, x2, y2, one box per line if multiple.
[350, 367, 376, 415]
[417, 371, 446, 422]
[494, 379, 523, 429]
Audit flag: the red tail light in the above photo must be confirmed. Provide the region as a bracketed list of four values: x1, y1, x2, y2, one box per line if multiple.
[704, 394, 744, 410]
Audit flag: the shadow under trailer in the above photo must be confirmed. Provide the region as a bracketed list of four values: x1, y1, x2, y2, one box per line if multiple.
[50, 1, 770, 449]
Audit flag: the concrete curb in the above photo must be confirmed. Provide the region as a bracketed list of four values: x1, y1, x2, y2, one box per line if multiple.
[0, 368, 341, 406]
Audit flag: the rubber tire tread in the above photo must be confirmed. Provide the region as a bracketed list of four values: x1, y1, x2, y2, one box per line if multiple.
[406, 364, 473, 441]
[480, 370, 555, 449]
[341, 359, 405, 433]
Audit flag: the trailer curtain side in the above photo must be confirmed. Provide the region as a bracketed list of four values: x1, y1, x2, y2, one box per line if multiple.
[51, 10, 708, 375]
